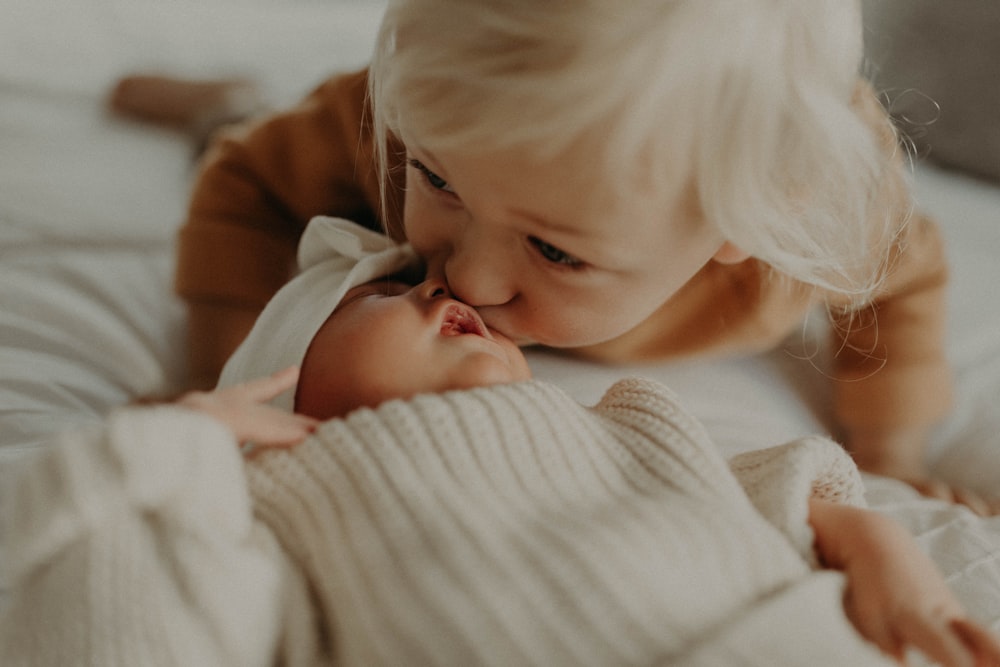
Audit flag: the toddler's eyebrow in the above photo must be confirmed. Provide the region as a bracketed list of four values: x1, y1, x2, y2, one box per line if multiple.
[407, 145, 446, 171]
[510, 207, 579, 236]
[411, 144, 578, 235]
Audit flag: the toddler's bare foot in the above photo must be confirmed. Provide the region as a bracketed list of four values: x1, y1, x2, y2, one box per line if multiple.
[108, 74, 264, 139]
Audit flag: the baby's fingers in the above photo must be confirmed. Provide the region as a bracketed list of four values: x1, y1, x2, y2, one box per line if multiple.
[950, 619, 1000, 667]
[240, 412, 319, 457]
[898, 612, 998, 667]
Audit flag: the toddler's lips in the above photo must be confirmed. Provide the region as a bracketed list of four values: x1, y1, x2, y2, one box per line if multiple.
[440, 303, 489, 338]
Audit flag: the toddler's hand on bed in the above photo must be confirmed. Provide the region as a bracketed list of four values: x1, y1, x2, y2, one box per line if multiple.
[849, 427, 1000, 517]
[177, 366, 319, 453]
[809, 499, 1000, 666]
[906, 478, 1000, 518]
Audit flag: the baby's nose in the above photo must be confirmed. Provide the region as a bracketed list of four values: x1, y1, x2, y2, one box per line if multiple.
[414, 277, 452, 300]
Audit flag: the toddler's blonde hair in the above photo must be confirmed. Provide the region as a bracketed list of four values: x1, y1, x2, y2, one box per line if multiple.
[370, 0, 903, 303]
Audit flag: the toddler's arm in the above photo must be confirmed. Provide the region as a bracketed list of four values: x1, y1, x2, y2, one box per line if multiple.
[808, 498, 1000, 666]
[828, 86, 975, 509]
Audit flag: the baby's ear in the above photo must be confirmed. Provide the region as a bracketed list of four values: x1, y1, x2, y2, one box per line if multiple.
[712, 242, 751, 265]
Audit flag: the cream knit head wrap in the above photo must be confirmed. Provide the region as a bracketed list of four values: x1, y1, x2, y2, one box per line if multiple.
[217, 217, 421, 412]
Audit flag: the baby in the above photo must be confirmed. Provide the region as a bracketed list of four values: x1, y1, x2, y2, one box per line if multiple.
[210, 216, 530, 421]
[2, 218, 998, 666]
[294, 276, 529, 421]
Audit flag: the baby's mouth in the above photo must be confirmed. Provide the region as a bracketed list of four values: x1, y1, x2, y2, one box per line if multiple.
[440, 303, 488, 338]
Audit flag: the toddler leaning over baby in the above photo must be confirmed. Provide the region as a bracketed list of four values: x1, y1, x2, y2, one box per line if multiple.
[1, 218, 998, 666]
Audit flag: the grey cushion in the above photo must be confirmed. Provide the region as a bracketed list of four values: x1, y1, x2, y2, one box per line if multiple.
[863, 0, 1000, 182]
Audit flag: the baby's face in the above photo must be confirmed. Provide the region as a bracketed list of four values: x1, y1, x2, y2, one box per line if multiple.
[403, 141, 746, 350]
[295, 278, 532, 420]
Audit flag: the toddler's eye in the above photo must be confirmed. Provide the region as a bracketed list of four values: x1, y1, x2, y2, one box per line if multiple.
[407, 159, 454, 193]
[530, 237, 582, 266]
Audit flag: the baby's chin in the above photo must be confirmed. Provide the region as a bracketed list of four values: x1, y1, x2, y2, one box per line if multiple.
[463, 345, 532, 387]
[486, 333, 532, 378]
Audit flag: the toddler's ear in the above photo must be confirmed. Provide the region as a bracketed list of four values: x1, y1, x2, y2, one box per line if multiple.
[712, 242, 751, 265]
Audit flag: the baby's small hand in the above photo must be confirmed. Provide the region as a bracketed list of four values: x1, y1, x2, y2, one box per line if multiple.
[810, 500, 1000, 666]
[177, 367, 319, 454]
[950, 619, 1000, 667]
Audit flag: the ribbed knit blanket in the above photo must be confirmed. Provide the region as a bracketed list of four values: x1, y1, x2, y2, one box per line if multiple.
[0, 378, 892, 665]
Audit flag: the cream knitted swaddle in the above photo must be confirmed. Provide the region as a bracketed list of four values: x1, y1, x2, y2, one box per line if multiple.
[248, 377, 883, 665]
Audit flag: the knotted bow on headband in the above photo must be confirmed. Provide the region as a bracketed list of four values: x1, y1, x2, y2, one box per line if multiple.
[217, 217, 421, 411]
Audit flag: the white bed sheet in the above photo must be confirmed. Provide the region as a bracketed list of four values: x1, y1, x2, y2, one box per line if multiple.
[0, 0, 390, 458]
[2, 0, 1000, 654]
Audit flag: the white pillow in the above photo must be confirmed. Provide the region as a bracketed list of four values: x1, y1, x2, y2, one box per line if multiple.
[0, 0, 387, 243]
[0, 0, 387, 104]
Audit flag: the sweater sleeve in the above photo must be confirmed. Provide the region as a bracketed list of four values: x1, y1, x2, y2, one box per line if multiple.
[175, 67, 405, 384]
[0, 408, 286, 667]
[728, 436, 867, 564]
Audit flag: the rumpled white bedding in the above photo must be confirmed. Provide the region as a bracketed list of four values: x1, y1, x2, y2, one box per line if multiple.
[2, 0, 1000, 661]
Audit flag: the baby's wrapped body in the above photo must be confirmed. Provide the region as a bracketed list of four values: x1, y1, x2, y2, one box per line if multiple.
[249, 376, 887, 665]
[1, 374, 895, 665]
